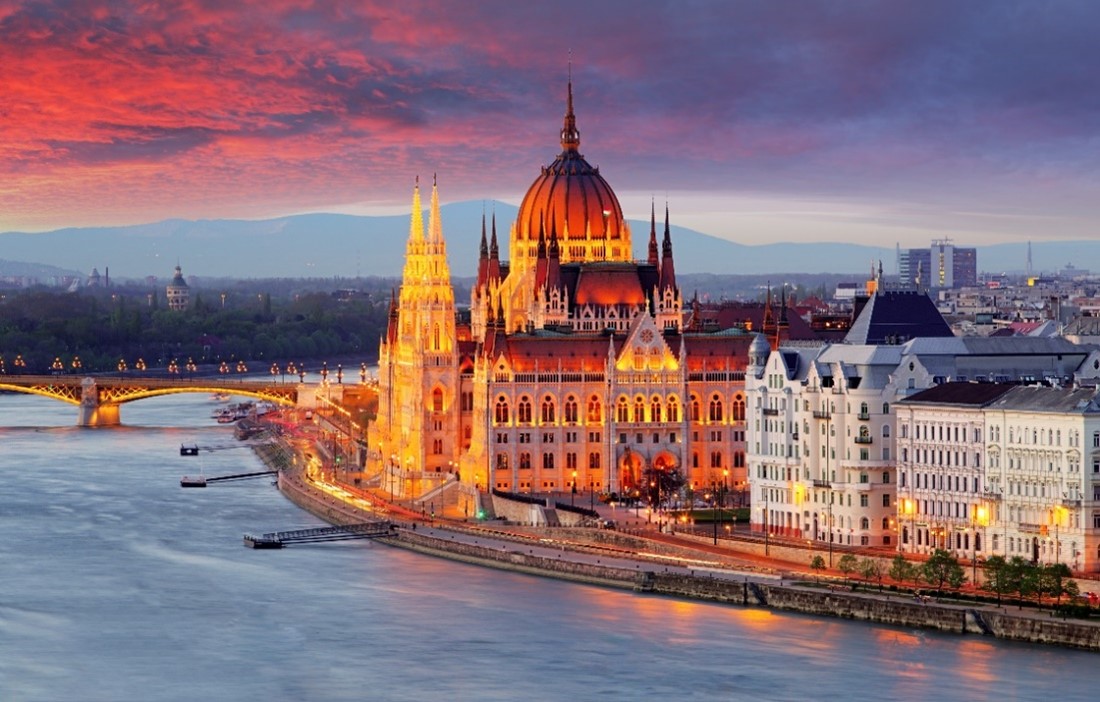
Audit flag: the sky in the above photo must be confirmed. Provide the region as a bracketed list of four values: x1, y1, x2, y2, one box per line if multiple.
[1, 0, 1098, 248]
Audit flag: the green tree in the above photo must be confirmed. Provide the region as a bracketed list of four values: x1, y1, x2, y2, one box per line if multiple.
[922, 550, 965, 592]
[1038, 563, 1073, 607]
[1005, 556, 1037, 608]
[810, 555, 826, 581]
[837, 554, 859, 583]
[859, 557, 885, 590]
[889, 554, 917, 584]
[982, 555, 1010, 604]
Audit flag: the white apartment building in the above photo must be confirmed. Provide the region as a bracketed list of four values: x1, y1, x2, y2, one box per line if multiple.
[897, 383, 1100, 573]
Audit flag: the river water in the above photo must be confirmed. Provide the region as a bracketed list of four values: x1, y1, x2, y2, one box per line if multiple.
[1, 391, 1098, 701]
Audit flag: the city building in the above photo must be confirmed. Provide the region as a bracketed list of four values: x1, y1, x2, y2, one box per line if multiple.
[896, 382, 1100, 573]
[371, 81, 765, 503]
[166, 264, 190, 310]
[898, 239, 977, 289]
[745, 290, 1092, 551]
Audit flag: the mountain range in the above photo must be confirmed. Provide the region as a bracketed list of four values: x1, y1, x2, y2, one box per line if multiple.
[0, 202, 1094, 280]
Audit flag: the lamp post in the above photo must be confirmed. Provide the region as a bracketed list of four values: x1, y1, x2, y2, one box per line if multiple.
[116, 358, 126, 377]
[360, 362, 367, 384]
[712, 483, 718, 545]
[571, 469, 577, 507]
[236, 360, 247, 374]
[14, 354, 25, 374]
[135, 358, 146, 372]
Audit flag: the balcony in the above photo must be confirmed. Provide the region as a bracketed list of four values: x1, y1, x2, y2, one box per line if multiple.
[812, 479, 831, 488]
[762, 408, 780, 416]
[1062, 498, 1082, 509]
[812, 410, 831, 419]
[1018, 522, 1045, 534]
[854, 436, 873, 445]
[857, 412, 871, 420]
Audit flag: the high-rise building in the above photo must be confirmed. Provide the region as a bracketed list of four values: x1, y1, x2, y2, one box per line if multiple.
[898, 240, 977, 289]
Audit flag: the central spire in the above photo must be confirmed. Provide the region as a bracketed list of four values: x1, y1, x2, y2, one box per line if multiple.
[560, 69, 580, 153]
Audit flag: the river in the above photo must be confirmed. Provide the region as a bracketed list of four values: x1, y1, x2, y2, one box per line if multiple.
[1, 391, 1097, 701]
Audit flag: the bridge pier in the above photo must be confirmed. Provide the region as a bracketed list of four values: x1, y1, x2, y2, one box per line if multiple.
[78, 402, 121, 427]
[79, 377, 120, 427]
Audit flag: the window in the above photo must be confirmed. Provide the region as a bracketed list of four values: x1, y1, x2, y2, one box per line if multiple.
[564, 397, 578, 423]
[667, 397, 680, 422]
[519, 452, 531, 470]
[690, 396, 701, 422]
[733, 396, 745, 421]
[588, 452, 601, 470]
[542, 453, 554, 470]
[518, 397, 532, 424]
[709, 394, 724, 422]
[617, 397, 629, 422]
[541, 396, 555, 424]
[634, 397, 645, 423]
[882, 494, 891, 508]
[860, 494, 869, 507]
[432, 388, 443, 413]
[651, 397, 662, 423]
[882, 425, 890, 438]
[495, 397, 510, 424]
[882, 403, 890, 415]
[860, 517, 870, 530]
[586, 396, 602, 423]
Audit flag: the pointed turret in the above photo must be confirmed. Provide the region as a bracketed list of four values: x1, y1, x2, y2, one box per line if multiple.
[476, 212, 489, 289]
[534, 222, 548, 291]
[546, 225, 562, 292]
[409, 176, 424, 242]
[561, 73, 580, 153]
[647, 200, 659, 266]
[487, 212, 502, 283]
[428, 173, 443, 244]
[658, 204, 677, 292]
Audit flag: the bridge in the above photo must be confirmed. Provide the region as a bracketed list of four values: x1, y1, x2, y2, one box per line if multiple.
[0, 375, 301, 426]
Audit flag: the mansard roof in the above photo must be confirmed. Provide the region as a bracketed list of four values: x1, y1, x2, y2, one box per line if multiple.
[844, 290, 953, 344]
[901, 382, 1016, 407]
[988, 385, 1100, 414]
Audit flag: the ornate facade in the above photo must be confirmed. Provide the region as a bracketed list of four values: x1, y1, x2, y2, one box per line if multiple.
[372, 82, 758, 501]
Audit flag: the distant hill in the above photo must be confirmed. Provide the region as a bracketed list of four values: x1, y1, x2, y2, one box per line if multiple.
[0, 203, 1094, 279]
[0, 258, 83, 281]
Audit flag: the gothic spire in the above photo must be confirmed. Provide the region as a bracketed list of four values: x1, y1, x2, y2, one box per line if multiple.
[658, 203, 676, 291]
[560, 67, 580, 153]
[476, 211, 489, 289]
[409, 176, 424, 242]
[428, 173, 443, 243]
[647, 199, 659, 266]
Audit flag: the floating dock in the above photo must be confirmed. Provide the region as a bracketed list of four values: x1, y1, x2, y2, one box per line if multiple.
[180, 470, 276, 488]
[244, 522, 395, 549]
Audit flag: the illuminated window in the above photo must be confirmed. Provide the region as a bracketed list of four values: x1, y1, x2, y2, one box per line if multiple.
[586, 396, 602, 423]
[564, 396, 578, 423]
[518, 397, 532, 424]
[709, 394, 723, 422]
[432, 388, 443, 413]
[667, 397, 680, 422]
[541, 396, 556, 424]
[494, 397, 510, 424]
[651, 397, 662, 423]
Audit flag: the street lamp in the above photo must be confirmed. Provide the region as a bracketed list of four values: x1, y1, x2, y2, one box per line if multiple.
[167, 359, 178, 376]
[135, 358, 146, 372]
[236, 360, 247, 374]
[321, 361, 329, 384]
[219, 361, 229, 375]
[360, 362, 367, 384]
[71, 356, 81, 374]
[186, 357, 197, 379]
[117, 358, 127, 376]
[571, 469, 577, 507]
[336, 364, 343, 384]
[52, 357, 64, 374]
[14, 354, 25, 374]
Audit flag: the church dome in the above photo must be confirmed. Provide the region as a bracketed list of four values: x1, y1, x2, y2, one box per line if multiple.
[513, 82, 629, 264]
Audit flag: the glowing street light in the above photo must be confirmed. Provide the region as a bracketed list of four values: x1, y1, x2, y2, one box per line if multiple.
[236, 360, 247, 374]
[135, 358, 146, 372]
[360, 362, 367, 384]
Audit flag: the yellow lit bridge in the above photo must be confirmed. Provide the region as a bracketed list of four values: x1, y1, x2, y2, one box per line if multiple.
[0, 375, 302, 426]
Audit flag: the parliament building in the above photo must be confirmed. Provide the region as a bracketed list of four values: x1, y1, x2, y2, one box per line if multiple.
[370, 82, 776, 502]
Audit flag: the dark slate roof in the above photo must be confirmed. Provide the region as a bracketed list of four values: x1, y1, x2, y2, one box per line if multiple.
[901, 382, 1016, 406]
[844, 290, 953, 345]
[988, 385, 1100, 413]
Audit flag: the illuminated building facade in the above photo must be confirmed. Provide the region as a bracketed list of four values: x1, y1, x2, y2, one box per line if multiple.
[166, 264, 190, 310]
[372, 82, 759, 500]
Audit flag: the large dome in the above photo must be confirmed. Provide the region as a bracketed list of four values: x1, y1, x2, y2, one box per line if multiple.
[513, 83, 630, 265]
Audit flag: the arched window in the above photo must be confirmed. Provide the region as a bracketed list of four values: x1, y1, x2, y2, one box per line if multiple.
[564, 396, 578, 423]
[709, 394, 723, 422]
[667, 397, 680, 423]
[519, 452, 531, 470]
[860, 517, 870, 530]
[882, 424, 891, 438]
[541, 396, 555, 424]
[588, 452, 601, 469]
[732, 395, 745, 421]
[494, 397, 509, 424]
[542, 452, 555, 470]
[518, 396, 532, 424]
[616, 397, 629, 423]
[651, 397, 662, 423]
[432, 388, 443, 413]
[882, 517, 890, 530]
[433, 324, 441, 351]
[633, 397, 645, 423]
[495, 453, 509, 470]
[882, 403, 890, 415]
[690, 395, 701, 422]
[587, 396, 602, 423]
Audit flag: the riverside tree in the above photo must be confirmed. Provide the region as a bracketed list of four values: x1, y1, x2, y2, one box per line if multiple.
[889, 554, 917, 585]
[859, 557, 885, 590]
[837, 554, 858, 584]
[922, 550, 966, 592]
